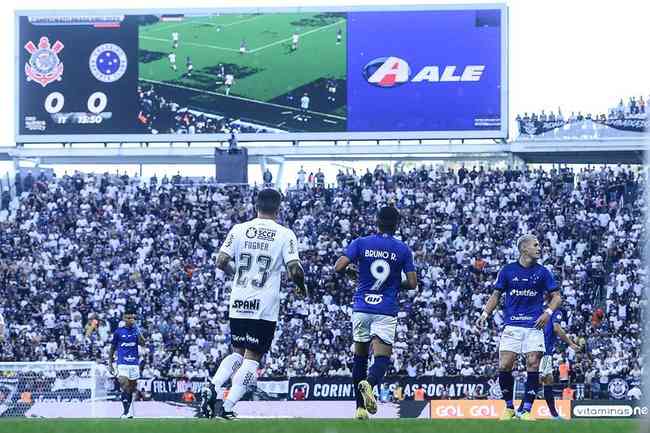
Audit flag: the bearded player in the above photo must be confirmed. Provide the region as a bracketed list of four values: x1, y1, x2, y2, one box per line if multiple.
[476, 234, 561, 421]
[334, 206, 417, 420]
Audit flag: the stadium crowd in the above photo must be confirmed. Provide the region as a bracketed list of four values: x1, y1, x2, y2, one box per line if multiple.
[0, 164, 646, 394]
[137, 85, 278, 135]
[516, 94, 648, 126]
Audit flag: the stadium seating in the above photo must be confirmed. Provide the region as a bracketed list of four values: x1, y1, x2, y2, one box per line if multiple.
[0, 165, 644, 389]
[516, 94, 647, 126]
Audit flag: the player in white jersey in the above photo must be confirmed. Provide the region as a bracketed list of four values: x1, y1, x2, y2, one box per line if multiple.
[172, 31, 179, 49]
[168, 52, 177, 71]
[224, 73, 234, 96]
[209, 189, 308, 420]
[291, 32, 299, 51]
[327, 79, 337, 104]
[299, 93, 310, 122]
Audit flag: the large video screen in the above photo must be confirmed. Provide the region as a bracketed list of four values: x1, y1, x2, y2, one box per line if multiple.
[16, 5, 508, 143]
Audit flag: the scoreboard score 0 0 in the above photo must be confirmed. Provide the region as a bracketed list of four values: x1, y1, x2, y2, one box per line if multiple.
[44, 91, 110, 125]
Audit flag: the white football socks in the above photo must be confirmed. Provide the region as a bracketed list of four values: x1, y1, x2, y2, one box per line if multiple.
[223, 359, 259, 412]
[211, 352, 244, 388]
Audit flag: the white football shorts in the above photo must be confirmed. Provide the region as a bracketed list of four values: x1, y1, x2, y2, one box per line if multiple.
[540, 355, 554, 377]
[352, 312, 397, 346]
[498, 325, 545, 354]
[117, 364, 140, 380]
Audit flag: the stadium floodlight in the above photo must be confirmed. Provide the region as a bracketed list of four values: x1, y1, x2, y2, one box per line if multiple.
[0, 362, 108, 418]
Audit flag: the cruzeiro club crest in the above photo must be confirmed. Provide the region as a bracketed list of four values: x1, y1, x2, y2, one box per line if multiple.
[89, 43, 128, 83]
[24, 37, 64, 87]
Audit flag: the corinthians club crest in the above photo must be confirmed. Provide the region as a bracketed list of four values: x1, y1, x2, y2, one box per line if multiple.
[24, 36, 64, 87]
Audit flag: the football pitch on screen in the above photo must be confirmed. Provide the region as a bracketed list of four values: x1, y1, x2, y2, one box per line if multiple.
[1, 419, 646, 433]
[138, 12, 347, 129]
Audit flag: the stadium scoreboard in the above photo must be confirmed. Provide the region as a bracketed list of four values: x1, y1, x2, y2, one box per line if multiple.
[16, 5, 508, 143]
[19, 16, 139, 136]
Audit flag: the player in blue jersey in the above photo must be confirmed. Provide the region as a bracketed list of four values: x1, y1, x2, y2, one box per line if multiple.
[516, 306, 581, 420]
[476, 234, 561, 421]
[108, 308, 145, 419]
[334, 206, 417, 420]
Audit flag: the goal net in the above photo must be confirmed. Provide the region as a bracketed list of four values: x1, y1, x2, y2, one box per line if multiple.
[0, 362, 108, 418]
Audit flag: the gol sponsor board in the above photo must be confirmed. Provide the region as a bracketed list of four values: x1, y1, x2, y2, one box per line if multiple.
[430, 400, 571, 420]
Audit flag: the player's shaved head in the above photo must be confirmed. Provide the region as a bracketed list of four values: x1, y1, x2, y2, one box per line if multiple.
[377, 206, 400, 235]
[256, 188, 282, 214]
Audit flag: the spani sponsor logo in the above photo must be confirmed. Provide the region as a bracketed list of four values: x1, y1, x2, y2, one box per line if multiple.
[232, 299, 261, 311]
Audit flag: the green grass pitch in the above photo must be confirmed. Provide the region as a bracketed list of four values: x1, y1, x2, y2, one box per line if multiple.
[1, 419, 647, 433]
[138, 12, 347, 120]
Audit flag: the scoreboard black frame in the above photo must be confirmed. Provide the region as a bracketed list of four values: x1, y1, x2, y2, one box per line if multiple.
[16, 5, 509, 144]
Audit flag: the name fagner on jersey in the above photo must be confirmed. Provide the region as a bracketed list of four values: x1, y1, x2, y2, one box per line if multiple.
[219, 218, 299, 322]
